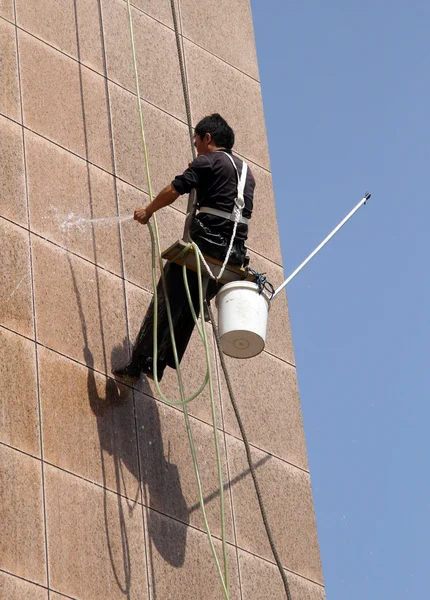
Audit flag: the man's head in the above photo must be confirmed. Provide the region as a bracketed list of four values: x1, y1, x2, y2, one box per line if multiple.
[194, 114, 235, 155]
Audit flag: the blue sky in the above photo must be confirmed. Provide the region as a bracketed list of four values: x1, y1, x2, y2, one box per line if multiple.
[251, 2, 430, 598]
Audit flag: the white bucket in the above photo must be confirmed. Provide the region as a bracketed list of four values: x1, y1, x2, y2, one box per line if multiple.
[215, 281, 271, 358]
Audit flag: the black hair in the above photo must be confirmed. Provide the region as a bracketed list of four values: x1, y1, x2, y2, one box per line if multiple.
[194, 114, 235, 149]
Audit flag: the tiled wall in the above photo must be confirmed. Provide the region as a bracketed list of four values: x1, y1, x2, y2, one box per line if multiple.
[0, 1, 325, 598]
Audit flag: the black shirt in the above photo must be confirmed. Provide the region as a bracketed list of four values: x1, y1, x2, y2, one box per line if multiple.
[171, 149, 255, 245]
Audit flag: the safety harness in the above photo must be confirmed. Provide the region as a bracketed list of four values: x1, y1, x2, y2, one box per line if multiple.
[198, 152, 250, 225]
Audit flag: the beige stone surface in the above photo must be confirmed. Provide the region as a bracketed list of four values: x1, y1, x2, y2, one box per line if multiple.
[15, 0, 104, 72]
[0, 572, 48, 600]
[0, 0, 14, 21]
[181, 0, 259, 80]
[0, 17, 20, 122]
[0, 218, 33, 338]
[0, 445, 46, 584]
[185, 39, 270, 170]
[19, 31, 112, 171]
[109, 81, 192, 194]
[25, 130, 122, 275]
[227, 436, 323, 584]
[16, 0, 78, 57]
[102, 0, 186, 121]
[247, 250, 296, 365]
[220, 352, 308, 470]
[32, 236, 128, 374]
[136, 394, 233, 540]
[39, 346, 140, 500]
[45, 464, 148, 600]
[0, 328, 39, 456]
[0, 115, 27, 226]
[239, 550, 326, 599]
[130, 0, 174, 28]
[146, 508, 241, 599]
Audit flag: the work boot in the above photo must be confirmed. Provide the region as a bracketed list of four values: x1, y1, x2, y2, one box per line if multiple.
[141, 357, 166, 382]
[112, 363, 141, 385]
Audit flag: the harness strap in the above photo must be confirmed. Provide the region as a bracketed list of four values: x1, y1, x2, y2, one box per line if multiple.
[198, 206, 249, 224]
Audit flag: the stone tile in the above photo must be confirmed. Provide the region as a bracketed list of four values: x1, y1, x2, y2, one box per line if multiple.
[25, 130, 122, 275]
[181, 0, 259, 80]
[0, 18, 20, 122]
[0, 0, 14, 22]
[16, 0, 78, 57]
[0, 445, 46, 584]
[242, 158, 282, 266]
[219, 351, 308, 470]
[0, 218, 33, 338]
[102, 0, 186, 121]
[0, 572, 48, 600]
[109, 81, 192, 195]
[39, 346, 140, 501]
[226, 436, 323, 584]
[0, 328, 39, 456]
[246, 250, 295, 365]
[130, 0, 174, 28]
[145, 508, 241, 599]
[0, 115, 27, 226]
[15, 0, 104, 72]
[32, 236, 128, 374]
[45, 465, 148, 600]
[136, 395, 233, 540]
[239, 550, 326, 600]
[19, 31, 112, 171]
[185, 40, 270, 170]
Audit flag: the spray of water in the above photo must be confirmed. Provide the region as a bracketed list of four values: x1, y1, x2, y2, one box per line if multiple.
[59, 213, 134, 232]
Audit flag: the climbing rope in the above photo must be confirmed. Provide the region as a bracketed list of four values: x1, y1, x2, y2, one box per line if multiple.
[126, 1, 292, 598]
[125, 1, 229, 596]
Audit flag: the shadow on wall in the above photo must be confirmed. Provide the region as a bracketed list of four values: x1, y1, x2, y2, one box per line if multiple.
[88, 339, 190, 573]
[69, 255, 189, 600]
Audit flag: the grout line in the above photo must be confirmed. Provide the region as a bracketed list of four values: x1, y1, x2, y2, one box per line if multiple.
[13, 2, 51, 595]
[234, 546, 325, 589]
[0, 13, 14, 26]
[0, 568, 79, 599]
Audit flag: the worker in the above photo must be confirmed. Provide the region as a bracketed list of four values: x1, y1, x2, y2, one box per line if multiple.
[113, 114, 255, 384]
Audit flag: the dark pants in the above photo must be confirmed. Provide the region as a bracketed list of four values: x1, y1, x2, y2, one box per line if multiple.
[130, 262, 221, 371]
[130, 217, 247, 372]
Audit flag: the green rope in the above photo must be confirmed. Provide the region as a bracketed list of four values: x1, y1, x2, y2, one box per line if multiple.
[125, 1, 229, 596]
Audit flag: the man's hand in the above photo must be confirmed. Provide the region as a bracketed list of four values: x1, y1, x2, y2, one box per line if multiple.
[134, 205, 152, 225]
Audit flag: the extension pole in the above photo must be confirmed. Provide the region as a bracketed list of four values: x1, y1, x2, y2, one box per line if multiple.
[272, 192, 371, 300]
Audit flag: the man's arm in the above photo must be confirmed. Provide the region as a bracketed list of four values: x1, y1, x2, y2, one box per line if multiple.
[134, 183, 180, 224]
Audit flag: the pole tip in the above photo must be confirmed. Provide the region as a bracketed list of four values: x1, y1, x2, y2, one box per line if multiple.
[364, 192, 371, 204]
